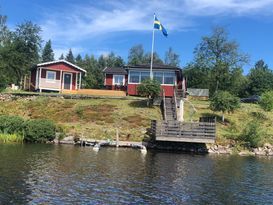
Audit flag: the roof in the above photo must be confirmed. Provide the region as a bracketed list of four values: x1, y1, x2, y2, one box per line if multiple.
[36, 60, 87, 73]
[103, 67, 127, 74]
[126, 64, 181, 71]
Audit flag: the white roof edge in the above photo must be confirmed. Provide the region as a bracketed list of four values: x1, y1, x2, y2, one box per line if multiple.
[37, 60, 87, 73]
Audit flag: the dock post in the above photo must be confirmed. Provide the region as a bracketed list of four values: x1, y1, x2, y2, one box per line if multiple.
[116, 128, 119, 148]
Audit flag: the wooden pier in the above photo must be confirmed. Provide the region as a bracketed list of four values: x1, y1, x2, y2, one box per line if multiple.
[151, 119, 216, 144]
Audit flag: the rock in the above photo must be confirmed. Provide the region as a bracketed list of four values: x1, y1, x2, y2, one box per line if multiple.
[239, 150, 255, 156]
[264, 143, 273, 149]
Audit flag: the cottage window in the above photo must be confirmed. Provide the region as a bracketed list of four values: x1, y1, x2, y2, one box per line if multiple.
[163, 72, 175, 85]
[140, 72, 150, 82]
[113, 75, 124, 85]
[46, 71, 56, 81]
[129, 71, 140, 83]
[153, 72, 163, 84]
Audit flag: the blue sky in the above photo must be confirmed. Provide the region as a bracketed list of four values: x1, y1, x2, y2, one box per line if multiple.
[2, 0, 273, 74]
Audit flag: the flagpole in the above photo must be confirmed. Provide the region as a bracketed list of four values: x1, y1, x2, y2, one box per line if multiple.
[150, 13, 156, 80]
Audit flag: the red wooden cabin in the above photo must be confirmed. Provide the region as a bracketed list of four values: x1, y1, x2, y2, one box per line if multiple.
[103, 64, 183, 97]
[30, 60, 86, 92]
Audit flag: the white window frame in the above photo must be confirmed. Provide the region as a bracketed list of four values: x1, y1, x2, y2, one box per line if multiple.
[113, 75, 125, 85]
[128, 70, 177, 86]
[46, 70, 56, 82]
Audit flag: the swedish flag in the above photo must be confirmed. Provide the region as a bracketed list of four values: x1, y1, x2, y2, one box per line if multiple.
[154, 16, 168, 37]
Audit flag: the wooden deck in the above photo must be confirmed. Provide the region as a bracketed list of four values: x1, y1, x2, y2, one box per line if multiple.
[62, 89, 126, 97]
[151, 120, 216, 144]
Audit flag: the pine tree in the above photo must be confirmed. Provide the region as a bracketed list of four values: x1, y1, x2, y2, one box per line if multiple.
[41, 40, 54, 62]
[59, 53, 64, 60]
[65, 49, 75, 63]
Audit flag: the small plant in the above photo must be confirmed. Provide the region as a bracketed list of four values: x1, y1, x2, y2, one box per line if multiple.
[23, 119, 56, 143]
[0, 115, 25, 134]
[75, 106, 84, 119]
[0, 133, 24, 144]
[137, 79, 161, 106]
[259, 91, 273, 111]
[210, 91, 240, 122]
[239, 120, 266, 148]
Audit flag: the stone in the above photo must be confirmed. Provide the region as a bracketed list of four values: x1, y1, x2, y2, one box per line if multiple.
[239, 150, 255, 156]
[264, 143, 273, 149]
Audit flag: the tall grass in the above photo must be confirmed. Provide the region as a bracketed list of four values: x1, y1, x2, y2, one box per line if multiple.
[0, 133, 24, 144]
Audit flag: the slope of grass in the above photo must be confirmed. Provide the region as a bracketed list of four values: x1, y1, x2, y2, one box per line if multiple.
[184, 98, 273, 145]
[0, 97, 162, 141]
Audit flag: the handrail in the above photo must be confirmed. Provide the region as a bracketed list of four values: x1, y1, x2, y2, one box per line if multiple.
[162, 89, 167, 121]
[173, 88, 178, 120]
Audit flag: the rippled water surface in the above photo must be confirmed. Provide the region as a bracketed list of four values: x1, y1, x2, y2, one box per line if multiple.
[0, 144, 273, 204]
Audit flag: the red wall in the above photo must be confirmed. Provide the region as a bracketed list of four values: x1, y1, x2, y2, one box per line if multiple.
[105, 74, 113, 86]
[46, 63, 80, 73]
[127, 84, 175, 97]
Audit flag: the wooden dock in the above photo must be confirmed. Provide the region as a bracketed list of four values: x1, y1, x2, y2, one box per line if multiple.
[151, 119, 216, 144]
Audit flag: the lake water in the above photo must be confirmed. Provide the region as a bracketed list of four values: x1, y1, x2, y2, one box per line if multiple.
[0, 144, 272, 205]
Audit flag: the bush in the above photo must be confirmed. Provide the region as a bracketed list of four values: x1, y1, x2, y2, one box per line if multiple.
[210, 91, 240, 122]
[0, 115, 25, 134]
[260, 91, 273, 111]
[240, 120, 266, 148]
[24, 119, 56, 143]
[137, 79, 161, 106]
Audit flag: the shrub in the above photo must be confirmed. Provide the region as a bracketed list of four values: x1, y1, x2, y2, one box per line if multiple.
[259, 91, 273, 111]
[210, 91, 240, 122]
[24, 119, 56, 143]
[137, 79, 161, 106]
[0, 115, 25, 134]
[239, 120, 266, 148]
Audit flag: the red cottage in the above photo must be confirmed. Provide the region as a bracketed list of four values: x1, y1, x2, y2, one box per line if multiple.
[30, 60, 86, 92]
[103, 64, 183, 97]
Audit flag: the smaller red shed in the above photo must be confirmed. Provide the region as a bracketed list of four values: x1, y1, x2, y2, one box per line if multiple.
[30, 60, 86, 92]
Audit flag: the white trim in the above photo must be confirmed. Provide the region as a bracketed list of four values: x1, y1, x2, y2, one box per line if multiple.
[79, 72, 82, 89]
[113, 75, 125, 85]
[46, 70, 57, 82]
[75, 73, 78, 90]
[128, 70, 177, 85]
[62, 72, 73, 90]
[37, 60, 87, 73]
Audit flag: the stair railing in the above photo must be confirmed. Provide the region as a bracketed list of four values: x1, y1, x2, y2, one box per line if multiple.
[162, 89, 167, 121]
[173, 88, 178, 120]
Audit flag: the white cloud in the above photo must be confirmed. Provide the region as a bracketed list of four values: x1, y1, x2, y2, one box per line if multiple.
[40, 0, 273, 52]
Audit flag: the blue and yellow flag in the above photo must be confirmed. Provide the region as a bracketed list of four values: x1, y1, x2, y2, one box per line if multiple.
[154, 16, 168, 37]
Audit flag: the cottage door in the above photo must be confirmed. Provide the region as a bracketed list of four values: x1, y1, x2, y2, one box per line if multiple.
[63, 73, 72, 90]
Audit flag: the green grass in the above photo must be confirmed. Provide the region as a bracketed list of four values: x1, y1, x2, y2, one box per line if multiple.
[0, 97, 161, 141]
[0, 133, 24, 144]
[184, 98, 273, 145]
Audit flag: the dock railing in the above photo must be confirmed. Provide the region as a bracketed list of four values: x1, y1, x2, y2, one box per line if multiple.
[151, 118, 216, 143]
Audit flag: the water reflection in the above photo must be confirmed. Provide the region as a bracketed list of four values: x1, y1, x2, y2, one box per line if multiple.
[0, 145, 272, 204]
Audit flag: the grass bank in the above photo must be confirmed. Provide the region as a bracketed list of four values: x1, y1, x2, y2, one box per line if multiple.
[184, 98, 273, 146]
[0, 97, 162, 141]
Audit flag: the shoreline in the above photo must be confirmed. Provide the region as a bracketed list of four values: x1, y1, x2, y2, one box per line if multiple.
[57, 137, 273, 156]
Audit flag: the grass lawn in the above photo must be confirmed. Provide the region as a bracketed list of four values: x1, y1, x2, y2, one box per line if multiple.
[0, 97, 162, 141]
[184, 98, 273, 145]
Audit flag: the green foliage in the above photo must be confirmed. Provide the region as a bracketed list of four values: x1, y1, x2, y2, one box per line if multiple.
[246, 60, 273, 95]
[186, 27, 248, 96]
[0, 133, 24, 144]
[210, 91, 240, 121]
[65, 48, 75, 63]
[137, 79, 161, 100]
[260, 91, 273, 111]
[164, 47, 180, 67]
[23, 119, 56, 143]
[59, 53, 64, 60]
[0, 115, 25, 134]
[239, 120, 266, 148]
[42, 40, 54, 62]
[128, 44, 145, 65]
